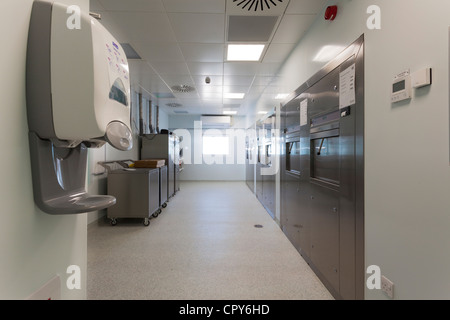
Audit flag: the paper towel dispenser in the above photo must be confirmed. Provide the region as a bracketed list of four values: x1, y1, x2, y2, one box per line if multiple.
[26, 1, 133, 214]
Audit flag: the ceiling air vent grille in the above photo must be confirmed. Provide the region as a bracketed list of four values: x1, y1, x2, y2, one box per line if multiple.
[171, 85, 196, 93]
[233, 0, 283, 12]
[166, 103, 183, 108]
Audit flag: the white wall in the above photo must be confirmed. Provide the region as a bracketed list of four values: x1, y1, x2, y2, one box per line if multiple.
[170, 115, 246, 181]
[0, 0, 89, 300]
[255, 0, 450, 299]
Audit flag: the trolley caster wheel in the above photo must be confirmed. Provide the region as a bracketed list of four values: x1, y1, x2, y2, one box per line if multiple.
[143, 218, 150, 226]
[152, 212, 159, 218]
[162, 203, 167, 208]
[110, 219, 117, 226]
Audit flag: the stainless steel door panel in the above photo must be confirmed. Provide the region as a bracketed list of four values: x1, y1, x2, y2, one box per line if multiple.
[281, 175, 301, 251]
[280, 35, 364, 300]
[310, 185, 340, 292]
[168, 135, 175, 197]
[255, 163, 263, 200]
[160, 166, 168, 205]
[262, 168, 275, 218]
[149, 169, 160, 214]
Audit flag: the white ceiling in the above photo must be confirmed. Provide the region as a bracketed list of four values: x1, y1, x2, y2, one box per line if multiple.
[90, 0, 328, 115]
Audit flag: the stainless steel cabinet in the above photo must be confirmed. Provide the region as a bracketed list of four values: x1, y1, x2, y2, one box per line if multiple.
[141, 133, 180, 199]
[107, 168, 161, 226]
[280, 35, 365, 300]
[159, 165, 168, 208]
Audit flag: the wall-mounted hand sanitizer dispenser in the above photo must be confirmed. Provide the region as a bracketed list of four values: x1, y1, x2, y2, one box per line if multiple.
[26, 1, 133, 214]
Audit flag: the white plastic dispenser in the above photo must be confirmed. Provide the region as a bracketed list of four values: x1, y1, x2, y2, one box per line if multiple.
[26, 1, 133, 214]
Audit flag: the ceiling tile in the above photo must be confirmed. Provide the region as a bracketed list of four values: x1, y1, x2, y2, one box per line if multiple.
[108, 12, 177, 43]
[223, 85, 250, 94]
[173, 91, 200, 99]
[139, 77, 173, 95]
[168, 13, 225, 43]
[252, 76, 274, 86]
[201, 99, 224, 108]
[133, 42, 185, 62]
[248, 85, 269, 96]
[163, 0, 225, 13]
[158, 99, 182, 110]
[192, 75, 223, 86]
[224, 62, 259, 76]
[179, 43, 225, 62]
[256, 62, 281, 76]
[223, 75, 254, 86]
[198, 91, 223, 100]
[187, 62, 224, 76]
[98, 0, 165, 12]
[160, 75, 195, 87]
[227, 15, 279, 42]
[175, 98, 204, 108]
[196, 84, 223, 93]
[262, 43, 295, 62]
[93, 11, 129, 42]
[128, 60, 157, 76]
[223, 103, 241, 109]
[271, 14, 316, 43]
[151, 62, 191, 75]
[286, 0, 328, 14]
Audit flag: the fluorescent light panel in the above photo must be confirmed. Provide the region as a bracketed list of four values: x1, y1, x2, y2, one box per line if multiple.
[224, 92, 245, 99]
[227, 44, 265, 61]
[275, 93, 289, 100]
[223, 110, 237, 115]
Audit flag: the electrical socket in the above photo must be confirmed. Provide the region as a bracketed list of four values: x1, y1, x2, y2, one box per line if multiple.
[381, 275, 394, 299]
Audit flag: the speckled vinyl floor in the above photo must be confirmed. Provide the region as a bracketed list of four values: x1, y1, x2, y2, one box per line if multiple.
[87, 181, 333, 300]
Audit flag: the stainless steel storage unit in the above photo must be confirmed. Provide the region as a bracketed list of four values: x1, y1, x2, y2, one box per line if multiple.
[159, 165, 168, 208]
[261, 113, 276, 218]
[245, 125, 256, 192]
[174, 135, 180, 193]
[141, 133, 179, 199]
[107, 168, 161, 226]
[280, 35, 365, 300]
[255, 120, 263, 202]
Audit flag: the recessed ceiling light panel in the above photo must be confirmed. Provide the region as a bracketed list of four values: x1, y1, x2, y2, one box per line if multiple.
[227, 44, 265, 61]
[275, 93, 289, 100]
[224, 92, 245, 99]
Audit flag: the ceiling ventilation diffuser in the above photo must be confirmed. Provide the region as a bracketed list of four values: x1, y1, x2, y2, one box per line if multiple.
[171, 85, 196, 93]
[166, 103, 183, 108]
[233, 0, 283, 12]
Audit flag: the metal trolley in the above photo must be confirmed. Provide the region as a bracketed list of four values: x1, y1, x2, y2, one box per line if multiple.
[99, 160, 162, 226]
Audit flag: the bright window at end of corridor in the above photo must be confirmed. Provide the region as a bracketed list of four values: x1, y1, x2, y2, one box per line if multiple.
[203, 136, 229, 155]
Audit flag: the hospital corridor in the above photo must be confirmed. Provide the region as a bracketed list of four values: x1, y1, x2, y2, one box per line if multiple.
[1, 0, 450, 305]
